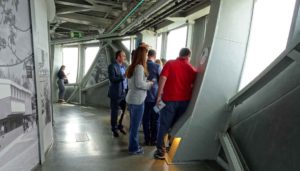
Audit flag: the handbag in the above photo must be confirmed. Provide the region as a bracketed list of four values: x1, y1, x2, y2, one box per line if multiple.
[64, 79, 68, 84]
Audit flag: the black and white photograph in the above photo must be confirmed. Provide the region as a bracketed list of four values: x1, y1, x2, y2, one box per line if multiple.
[31, 0, 54, 154]
[0, 0, 39, 170]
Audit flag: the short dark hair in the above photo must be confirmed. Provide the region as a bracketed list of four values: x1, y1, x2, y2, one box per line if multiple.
[148, 49, 156, 57]
[179, 48, 191, 57]
[115, 50, 123, 59]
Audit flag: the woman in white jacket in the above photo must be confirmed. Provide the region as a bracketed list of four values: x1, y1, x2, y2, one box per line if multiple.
[126, 45, 153, 155]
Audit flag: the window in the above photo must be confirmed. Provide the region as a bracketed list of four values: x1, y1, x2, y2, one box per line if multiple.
[239, 0, 296, 90]
[121, 39, 131, 51]
[84, 47, 99, 75]
[62, 47, 79, 84]
[166, 26, 187, 60]
[156, 34, 162, 59]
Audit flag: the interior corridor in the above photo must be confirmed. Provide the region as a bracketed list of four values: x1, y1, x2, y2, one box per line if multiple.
[34, 104, 224, 171]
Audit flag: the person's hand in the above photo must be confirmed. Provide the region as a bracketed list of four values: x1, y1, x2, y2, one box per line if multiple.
[148, 81, 154, 87]
[156, 96, 162, 106]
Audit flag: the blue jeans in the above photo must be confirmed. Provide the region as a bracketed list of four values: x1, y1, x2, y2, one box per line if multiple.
[57, 79, 65, 100]
[156, 101, 189, 152]
[128, 103, 145, 152]
[142, 102, 160, 144]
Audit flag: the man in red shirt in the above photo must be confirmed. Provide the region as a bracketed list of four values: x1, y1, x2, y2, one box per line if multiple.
[154, 48, 197, 159]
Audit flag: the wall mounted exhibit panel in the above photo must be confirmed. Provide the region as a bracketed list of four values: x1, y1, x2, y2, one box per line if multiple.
[0, 0, 39, 170]
[229, 41, 300, 171]
[30, 0, 53, 163]
[171, 0, 254, 163]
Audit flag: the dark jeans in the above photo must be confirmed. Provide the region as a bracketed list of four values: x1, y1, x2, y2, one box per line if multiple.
[128, 103, 144, 152]
[57, 79, 65, 100]
[110, 98, 126, 132]
[142, 102, 160, 144]
[156, 101, 189, 153]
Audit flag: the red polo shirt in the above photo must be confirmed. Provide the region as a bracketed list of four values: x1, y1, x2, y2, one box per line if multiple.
[160, 57, 197, 101]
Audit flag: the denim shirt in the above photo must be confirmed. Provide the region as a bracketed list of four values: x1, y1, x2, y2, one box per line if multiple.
[118, 63, 128, 91]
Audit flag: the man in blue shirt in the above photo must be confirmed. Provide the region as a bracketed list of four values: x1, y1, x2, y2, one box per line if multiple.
[108, 50, 128, 137]
[143, 49, 162, 145]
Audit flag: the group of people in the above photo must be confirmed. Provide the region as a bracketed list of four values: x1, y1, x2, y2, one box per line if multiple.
[108, 43, 197, 159]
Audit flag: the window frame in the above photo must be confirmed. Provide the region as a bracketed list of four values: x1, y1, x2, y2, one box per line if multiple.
[83, 46, 100, 76]
[62, 46, 80, 84]
[238, 0, 297, 90]
[165, 24, 188, 60]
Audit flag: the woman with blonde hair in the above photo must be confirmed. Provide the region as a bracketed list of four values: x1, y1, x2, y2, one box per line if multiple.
[155, 59, 163, 67]
[126, 45, 153, 155]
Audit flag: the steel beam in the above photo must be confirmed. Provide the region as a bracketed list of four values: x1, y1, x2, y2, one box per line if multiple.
[57, 13, 112, 26]
[56, 7, 91, 15]
[94, 0, 122, 8]
[55, 0, 120, 16]
[119, 0, 173, 35]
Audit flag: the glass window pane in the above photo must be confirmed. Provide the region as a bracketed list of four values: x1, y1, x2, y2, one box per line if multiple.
[121, 40, 131, 51]
[239, 0, 296, 90]
[84, 47, 99, 75]
[166, 26, 187, 60]
[156, 35, 162, 59]
[62, 47, 79, 84]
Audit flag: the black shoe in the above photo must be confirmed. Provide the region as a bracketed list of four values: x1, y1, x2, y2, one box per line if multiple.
[112, 131, 119, 137]
[154, 150, 165, 160]
[166, 146, 170, 152]
[119, 128, 127, 135]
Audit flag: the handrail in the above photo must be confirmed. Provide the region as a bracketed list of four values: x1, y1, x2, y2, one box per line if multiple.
[228, 38, 300, 108]
[81, 79, 109, 92]
[219, 133, 245, 171]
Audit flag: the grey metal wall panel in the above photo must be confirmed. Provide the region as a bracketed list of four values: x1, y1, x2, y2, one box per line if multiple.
[231, 61, 300, 127]
[229, 40, 300, 170]
[172, 0, 254, 162]
[230, 85, 300, 171]
[82, 82, 110, 108]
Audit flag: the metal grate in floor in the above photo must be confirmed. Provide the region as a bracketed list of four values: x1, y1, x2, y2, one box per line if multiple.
[82, 112, 96, 117]
[75, 132, 89, 142]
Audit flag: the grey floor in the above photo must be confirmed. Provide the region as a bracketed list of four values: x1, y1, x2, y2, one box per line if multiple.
[35, 104, 224, 171]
